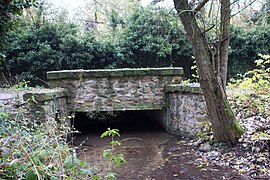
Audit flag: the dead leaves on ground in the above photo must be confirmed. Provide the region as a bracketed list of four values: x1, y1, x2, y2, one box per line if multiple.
[192, 87, 270, 178]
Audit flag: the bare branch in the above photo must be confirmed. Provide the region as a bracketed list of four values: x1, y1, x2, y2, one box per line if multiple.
[194, 0, 210, 12]
[208, 0, 214, 18]
[202, 24, 215, 35]
[230, 0, 257, 18]
[81, 19, 105, 24]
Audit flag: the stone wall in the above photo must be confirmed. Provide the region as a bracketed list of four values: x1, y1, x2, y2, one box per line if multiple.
[0, 88, 67, 123]
[165, 84, 208, 136]
[47, 68, 183, 112]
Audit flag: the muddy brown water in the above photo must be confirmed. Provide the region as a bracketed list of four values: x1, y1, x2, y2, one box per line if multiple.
[72, 111, 243, 180]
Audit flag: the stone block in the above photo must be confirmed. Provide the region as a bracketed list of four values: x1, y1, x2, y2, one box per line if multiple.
[23, 88, 66, 102]
[47, 67, 184, 80]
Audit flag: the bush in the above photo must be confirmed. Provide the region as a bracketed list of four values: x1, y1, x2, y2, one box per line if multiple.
[118, 6, 193, 70]
[228, 25, 270, 79]
[0, 109, 96, 179]
[227, 55, 270, 168]
[0, 6, 195, 86]
[1, 5, 269, 86]
[1, 22, 81, 84]
[228, 54, 270, 117]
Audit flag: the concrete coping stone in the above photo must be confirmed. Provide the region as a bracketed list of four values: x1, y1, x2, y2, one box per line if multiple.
[47, 67, 184, 80]
[22, 88, 67, 102]
[165, 83, 203, 94]
[0, 91, 18, 100]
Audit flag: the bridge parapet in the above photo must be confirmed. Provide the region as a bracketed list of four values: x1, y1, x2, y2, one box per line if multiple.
[47, 67, 183, 112]
[0, 88, 67, 123]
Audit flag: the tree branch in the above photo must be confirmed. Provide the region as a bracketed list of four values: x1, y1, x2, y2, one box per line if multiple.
[194, 0, 210, 12]
[202, 24, 215, 35]
[230, 0, 257, 18]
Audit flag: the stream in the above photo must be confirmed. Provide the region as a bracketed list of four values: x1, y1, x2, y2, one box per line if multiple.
[72, 111, 243, 180]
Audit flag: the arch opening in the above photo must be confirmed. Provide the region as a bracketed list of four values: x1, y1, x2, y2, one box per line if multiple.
[72, 110, 167, 135]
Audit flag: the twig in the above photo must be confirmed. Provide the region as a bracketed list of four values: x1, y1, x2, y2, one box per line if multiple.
[1, 72, 10, 86]
[194, 0, 210, 12]
[230, 0, 257, 18]
[37, 76, 50, 86]
[120, 137, 143, 143]
[20, 144, 41, 180]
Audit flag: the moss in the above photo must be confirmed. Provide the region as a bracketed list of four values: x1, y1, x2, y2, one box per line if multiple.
[233, 119, 245, 136]
[223, 97, 244, 138]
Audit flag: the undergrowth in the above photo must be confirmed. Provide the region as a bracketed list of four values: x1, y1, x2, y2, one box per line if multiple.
[0, 108, 97, 179]
[196, 54, 270, 146]
[228, 54, 270, 148]
[0, 107, 125, 179]
[193, 55, 269, 177]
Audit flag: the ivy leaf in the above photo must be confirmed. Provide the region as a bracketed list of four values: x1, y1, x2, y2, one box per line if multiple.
[25, 171, 37, 180]
[63, 156, 75, 169]
[39, 149, 46, 159]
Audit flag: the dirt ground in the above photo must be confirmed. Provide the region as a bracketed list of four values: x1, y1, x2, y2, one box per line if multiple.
[72, 111, 246, 180]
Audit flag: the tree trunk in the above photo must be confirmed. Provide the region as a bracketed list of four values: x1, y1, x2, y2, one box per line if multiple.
[173, 0, 244, 145]
[218, 0, 230, 89]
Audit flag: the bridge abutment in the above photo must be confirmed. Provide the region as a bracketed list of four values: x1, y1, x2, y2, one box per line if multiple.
[165, 84, 208, 136]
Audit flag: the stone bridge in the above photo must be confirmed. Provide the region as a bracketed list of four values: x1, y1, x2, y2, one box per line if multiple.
[0, 68, 208, 136]
[47, 68, 183, 112]
[46, 68, 208, 136]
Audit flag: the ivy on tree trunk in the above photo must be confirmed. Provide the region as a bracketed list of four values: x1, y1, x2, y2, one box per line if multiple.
[173, 0, 244, 145]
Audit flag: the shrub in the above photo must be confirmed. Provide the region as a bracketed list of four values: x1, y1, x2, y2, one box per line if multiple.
[118, 6, 193, 70]
[228, 54, 270, 150]
[228, 26, 270, 79]
[228, 54, 270, 113]
[0, 107, 96, 179]
[1, 22, 73, 85]
[2, 6, 269, 86]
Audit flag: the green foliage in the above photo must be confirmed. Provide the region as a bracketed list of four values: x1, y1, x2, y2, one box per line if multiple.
[249, 0, 270, 25]
[101, 128, 126, 180]
[0, 108, 96, 179]
[229, 54, 270, 118]
[0, 0, 37, 51]
[228, 25, 270, 79]
[0, 6, 194, 86]
[196, 121, 213, 143]
[228, 54, 270, 150]
[101, 128, 120, 138]
[0, 80, 32, 91]
[1, 22, 80, 85]
[119, 6, 193, 69]
[109, 9, 124, 32]
[1, 5, 270, 86]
